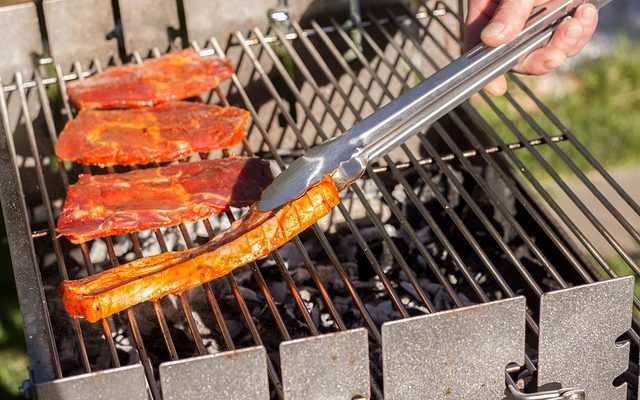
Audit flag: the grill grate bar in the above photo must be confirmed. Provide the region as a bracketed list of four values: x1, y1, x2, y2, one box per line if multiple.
[102, 235, 159, 399]
[436, 0, 640, 256]
[235, 29, 412, 318]
[339, 16, 548, 301]
[77, 239, 122, 369]
[291, 20, 463, 312]
[239, 27, 413, 319]
[2, 3, 639, 398]
[505, 88, 640, 244]
[302, 13, 552, 362]
[64, 59, 160, 397]
[212, 35, 392, 396]
[143, 47, 306, 367]
[482, 90, 640, 315]
[206, 81, 309, 341]
[225, 268, 286, 398]
[213, 33, 382, 346]
[295, 19, 524, 315]
[502, 90, 640, 266]
[370, 9, 571, 292]
[128, 233, 179, 361]
[318, 18, 497, 304]
[511, 75, 640, 216]
[94, 52, 192, 362]
[14, 70, 84, 375]
[415, 2, 640, 322]
[269, 25, 437, 314]
[386, 6, 593, 282]
[337, 11, 546, 309]
[140, 47, 297, 391]
[210, 98, 322, 347]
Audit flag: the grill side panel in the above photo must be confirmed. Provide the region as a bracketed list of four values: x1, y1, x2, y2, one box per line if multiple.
[0, 81, 58, 383]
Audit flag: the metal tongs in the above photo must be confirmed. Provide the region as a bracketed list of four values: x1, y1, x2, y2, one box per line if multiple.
[258, 0, 612, 212]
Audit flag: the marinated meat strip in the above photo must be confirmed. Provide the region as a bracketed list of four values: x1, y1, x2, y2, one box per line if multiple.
[56, 157, 273, 244]
[67, 49, 233, 110]
[55, 101, 250, 166]
[61, 176, 340, 322]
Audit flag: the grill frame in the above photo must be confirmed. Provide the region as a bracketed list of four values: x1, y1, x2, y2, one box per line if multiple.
[0, 1, 638, 398]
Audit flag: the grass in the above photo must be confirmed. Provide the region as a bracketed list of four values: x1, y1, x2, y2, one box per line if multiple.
[472, 40, 640, 177]
[0, 213, 28, 399]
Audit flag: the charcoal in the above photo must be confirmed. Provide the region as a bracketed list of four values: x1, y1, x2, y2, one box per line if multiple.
[277, 242, 303, 269]
[268, 281, 289, 304]
[48, 156, 615, 389]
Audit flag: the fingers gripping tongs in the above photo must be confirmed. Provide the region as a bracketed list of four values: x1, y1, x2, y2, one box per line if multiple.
[258, 0, 612, 212]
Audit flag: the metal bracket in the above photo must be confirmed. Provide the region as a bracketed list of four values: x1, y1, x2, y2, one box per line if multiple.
[182, 0, 272, 46]
[0, 3, 42, 79]
[537, 277, 634, 400]
[280, 328, 370, 400]
[508, 383, 585, 400]
[118, 0, 181, 54]
[44, 0, 118, 70]
[505, 365, 586, 400]
[382, 297, 526, 399]
[34, 364, 148, 400]
[159, 346, 269, 400]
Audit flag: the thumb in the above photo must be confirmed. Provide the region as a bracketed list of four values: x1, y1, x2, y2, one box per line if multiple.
[480, 0, 536, 47]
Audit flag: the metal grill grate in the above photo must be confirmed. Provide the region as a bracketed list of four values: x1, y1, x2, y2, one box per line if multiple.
[0, 1, 638, 399]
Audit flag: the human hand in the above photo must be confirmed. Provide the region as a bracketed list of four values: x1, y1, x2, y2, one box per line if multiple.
[464, 0, 599, 96]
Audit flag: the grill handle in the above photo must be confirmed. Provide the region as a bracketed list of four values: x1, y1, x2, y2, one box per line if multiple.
[508, 384, 585, 400]
[506, 371, 585, 400]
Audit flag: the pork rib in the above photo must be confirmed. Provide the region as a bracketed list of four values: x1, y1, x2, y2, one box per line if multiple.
[67, 49, 233, 110]
[55, 101, 249, 166]
[61, 176, 340, 322]
[56, 157, 273, 244]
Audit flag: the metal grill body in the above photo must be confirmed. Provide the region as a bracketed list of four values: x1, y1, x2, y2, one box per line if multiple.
[0, 1, 638, 399]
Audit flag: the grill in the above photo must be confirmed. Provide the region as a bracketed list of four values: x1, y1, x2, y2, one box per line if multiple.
[1, 0, 639, 399]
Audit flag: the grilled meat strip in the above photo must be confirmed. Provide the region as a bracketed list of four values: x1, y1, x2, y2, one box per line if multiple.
[56, 157, 273, 244]
[61, 176, 340, 322]
[67, 49, 232, 110]
[55, 101, 249, 166]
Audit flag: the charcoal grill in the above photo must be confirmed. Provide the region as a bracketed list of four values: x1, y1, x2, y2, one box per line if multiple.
[0, 0, 639, 399]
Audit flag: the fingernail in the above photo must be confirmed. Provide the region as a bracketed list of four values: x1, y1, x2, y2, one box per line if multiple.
[482, 22, 506, 39]
[544, 57, 564, 69]
[566, 26, 583, 44]
[583, 6, 597, 22]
